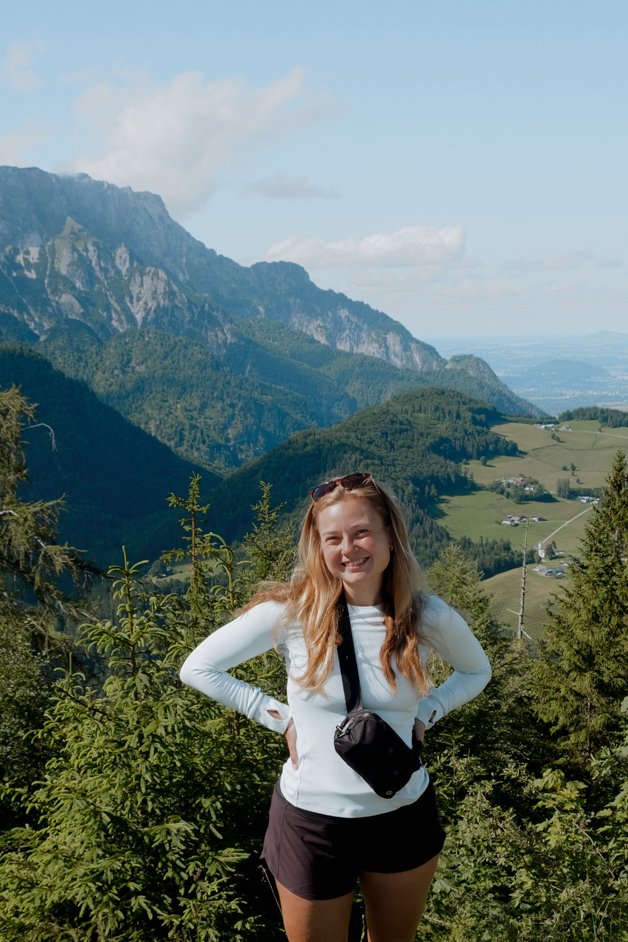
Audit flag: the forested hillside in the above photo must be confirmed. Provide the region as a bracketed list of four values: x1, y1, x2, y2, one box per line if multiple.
[1, 387, 625, 941]
[0, 347, 215, 564]
[0, 343, 521, 570]
[206, 387, 519, 566]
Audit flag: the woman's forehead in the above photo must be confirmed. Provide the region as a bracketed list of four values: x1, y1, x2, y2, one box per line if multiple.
[316, 496, 386, 531]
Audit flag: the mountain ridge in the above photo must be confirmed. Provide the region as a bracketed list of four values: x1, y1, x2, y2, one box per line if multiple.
[0, 165, 540, 392]
[0, 165, 543, 475]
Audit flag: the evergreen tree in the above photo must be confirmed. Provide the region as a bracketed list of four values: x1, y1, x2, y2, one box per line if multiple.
[238, 481, 296, 594]
[0, 387, 93, 828]
[418, 544, 627, 940]
[533, 450, 628, 767]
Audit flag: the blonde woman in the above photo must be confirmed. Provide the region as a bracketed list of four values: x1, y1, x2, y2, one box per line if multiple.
[181, 473, 491, 942]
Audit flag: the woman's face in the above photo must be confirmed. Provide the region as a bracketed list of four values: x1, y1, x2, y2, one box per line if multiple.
[316, 495, 391, 606]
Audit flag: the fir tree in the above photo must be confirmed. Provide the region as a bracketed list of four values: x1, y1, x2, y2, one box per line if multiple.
[0, 387, 93, 828]
[533, 450, 628, 767]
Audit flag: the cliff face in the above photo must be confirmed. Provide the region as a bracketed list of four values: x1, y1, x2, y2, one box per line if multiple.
[0, 166, 443, 371]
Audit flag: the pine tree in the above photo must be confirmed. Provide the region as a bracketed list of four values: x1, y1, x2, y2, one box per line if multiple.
[533, 450, 628, 766]
[0, 386, 91, 617]
[0, 387, 93, 828]
[239, 481, 296, 594]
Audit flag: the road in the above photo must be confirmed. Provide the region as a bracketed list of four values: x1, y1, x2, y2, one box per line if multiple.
[539, 505, 594, 547]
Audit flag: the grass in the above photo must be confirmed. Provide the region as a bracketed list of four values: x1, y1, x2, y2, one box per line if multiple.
[438, 420, 628, 637]
[469, 421, 628, 492]
[483, 565, 569, 639]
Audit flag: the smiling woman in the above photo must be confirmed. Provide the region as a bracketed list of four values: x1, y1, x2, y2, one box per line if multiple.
[180, 473, 492, 941]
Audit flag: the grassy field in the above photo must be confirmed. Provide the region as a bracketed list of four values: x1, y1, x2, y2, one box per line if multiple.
[469, 420, 628, 492]
[438, 420, 628, 637]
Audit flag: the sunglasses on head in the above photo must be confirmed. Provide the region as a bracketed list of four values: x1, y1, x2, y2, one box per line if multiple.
[309, 472, 372, 502]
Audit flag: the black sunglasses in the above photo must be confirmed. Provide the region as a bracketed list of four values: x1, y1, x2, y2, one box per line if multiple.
[309, 472, 372, 502]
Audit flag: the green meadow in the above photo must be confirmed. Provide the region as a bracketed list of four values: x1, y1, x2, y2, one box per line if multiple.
[438, 420, 628, 637]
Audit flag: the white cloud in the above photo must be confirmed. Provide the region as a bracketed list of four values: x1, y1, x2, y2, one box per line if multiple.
[68, 68, 334, 215]
[247, 173, 339, 199]
[265, 224, 466, 269]
[0, 124, 44, 163]
[0, 41, 43, 91]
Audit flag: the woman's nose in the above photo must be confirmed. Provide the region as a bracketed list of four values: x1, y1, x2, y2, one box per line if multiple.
[340, 535, 355, 555]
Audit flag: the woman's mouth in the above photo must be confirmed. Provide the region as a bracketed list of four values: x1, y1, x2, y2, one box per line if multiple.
[343, 557, 369, 569]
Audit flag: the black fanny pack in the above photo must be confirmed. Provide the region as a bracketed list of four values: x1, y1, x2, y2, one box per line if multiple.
[333, 597, 423, 799]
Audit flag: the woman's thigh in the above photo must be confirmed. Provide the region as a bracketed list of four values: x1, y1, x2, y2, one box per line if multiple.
[359, 854, 440, 942]
[276, 880, 355, 942]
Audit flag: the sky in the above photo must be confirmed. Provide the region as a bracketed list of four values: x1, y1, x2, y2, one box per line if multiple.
[1, 0, 626, 340]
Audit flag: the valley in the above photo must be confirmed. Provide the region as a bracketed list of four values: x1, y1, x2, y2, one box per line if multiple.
[427, 332, 628, 415]
[438, 419, 628, 636]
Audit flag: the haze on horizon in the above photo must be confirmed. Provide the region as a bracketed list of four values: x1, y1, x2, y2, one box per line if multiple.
[1, 1, 625, 340]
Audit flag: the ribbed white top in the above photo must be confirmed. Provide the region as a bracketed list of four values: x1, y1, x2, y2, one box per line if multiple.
[180, 595, 491, 817]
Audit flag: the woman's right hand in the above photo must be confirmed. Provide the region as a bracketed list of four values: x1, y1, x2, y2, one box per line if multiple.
[285, 718, 299, 767]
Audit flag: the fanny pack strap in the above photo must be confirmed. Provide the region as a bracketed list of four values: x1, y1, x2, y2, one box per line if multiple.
[336, 596, 362, 713]
[336, 596, 422, 763]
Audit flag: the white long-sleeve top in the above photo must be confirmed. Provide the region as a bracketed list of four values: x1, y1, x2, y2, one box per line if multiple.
[180, 595, 491, 817]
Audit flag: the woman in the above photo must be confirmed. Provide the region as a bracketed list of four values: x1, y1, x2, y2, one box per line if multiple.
[180, 473, 491, 942]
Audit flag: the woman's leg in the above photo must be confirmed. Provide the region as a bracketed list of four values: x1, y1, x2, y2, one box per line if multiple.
[359, 854, 439, 942]
[276, 880, 355, 942]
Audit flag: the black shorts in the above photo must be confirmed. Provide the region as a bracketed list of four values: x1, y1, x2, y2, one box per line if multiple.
[261, 780, 445, 901]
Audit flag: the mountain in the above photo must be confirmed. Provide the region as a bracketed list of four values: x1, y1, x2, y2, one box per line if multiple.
[0, 346, 216, 566]
[433, 333, 628, 415]
[0, 166, 542, 472]
[0, 165, 441, 370]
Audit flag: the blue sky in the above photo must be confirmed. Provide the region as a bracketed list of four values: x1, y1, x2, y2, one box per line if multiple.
[1, 0, 626, 338]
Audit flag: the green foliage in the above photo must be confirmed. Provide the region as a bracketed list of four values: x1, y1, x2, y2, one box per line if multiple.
[560, 406, 628, 428]
[0, 385, 86, 608]
[1, 426, 626, 939]
[0, 348, 215, 566]
[422, 545, 627, 940]
[238, 481, 296, 594]
[209, 387, 520, 567]
[417, 757, 626, 941]
[0, 478, 297, 940]
[456, 536, 522, 578]
[0, 556, 250, 940]
[533, 451, 628, 767]
[0, 386, 92, 827]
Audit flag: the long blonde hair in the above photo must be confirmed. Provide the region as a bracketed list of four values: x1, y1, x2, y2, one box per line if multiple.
[248, 477, 430, 695]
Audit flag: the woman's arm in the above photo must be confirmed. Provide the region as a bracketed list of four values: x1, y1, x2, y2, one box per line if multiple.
[179, 599, 292, 734]
[415, 596, 492, 729]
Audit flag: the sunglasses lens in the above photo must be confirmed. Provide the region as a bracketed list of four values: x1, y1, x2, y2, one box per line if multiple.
[310, 472, 371, 501]
[310, 481, 335, 501]
[340, 472, 370, 490]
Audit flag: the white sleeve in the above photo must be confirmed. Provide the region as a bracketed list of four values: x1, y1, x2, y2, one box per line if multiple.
[415, 595, 492, 728]
[179, 600, 292, 734]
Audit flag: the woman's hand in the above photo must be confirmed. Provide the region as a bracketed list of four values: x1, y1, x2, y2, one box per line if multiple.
[413, 718, 426, 744]
[284, 718, 299, 767]
[268, 710, 299, 766]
